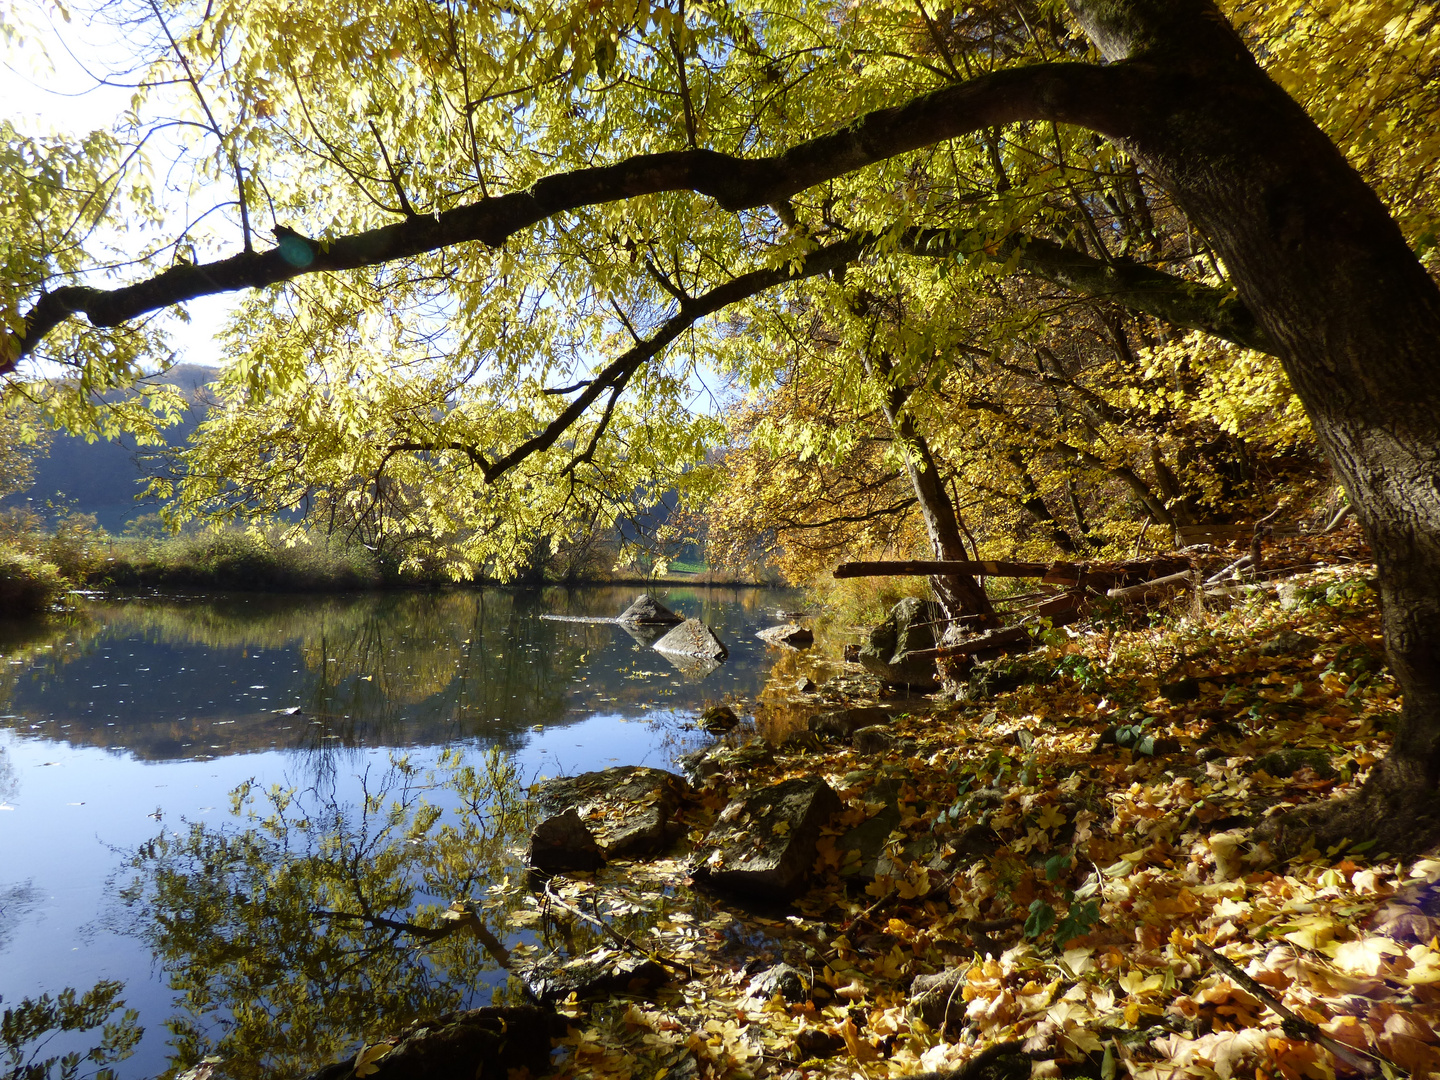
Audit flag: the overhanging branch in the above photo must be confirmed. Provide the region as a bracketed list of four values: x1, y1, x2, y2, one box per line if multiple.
[10, 61, 1152, 369]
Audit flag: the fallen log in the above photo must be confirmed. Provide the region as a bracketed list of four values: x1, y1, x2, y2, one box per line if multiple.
[833, 556, 1189, 589]
[1106, 569, 1195, 603]
[903, 625, 1034, 661]
[1174, 521, 1302, 546]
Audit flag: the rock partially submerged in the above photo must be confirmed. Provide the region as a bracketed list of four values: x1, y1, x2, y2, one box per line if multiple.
[520, 949, 672, 1004]
[654, 618, 729, 660]
[617, 593, 684, 625]
[531, 766, 691, 860]
[745, 962, 815, 1004]
[858, 596, 943, 688]
[808, 705, 903, 742]
[526, 808, 605, 873]
[756, 623, 814, 649]
[289, 1006, 560, 1080]
[699, 704, 740, 733]
[690, 777, 841, 899]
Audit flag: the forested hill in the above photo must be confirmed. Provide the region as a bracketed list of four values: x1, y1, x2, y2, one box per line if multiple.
[13, 364, 217, 533]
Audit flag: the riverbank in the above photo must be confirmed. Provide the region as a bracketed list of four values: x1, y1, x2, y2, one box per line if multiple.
[515, 548, 1426, 1080]
[0, 519, 776, 615]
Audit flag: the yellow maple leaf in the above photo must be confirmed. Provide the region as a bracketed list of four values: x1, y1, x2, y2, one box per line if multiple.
[1037, 804, 1067, 831]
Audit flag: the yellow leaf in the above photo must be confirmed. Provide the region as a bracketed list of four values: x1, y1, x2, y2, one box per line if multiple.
[1037, 804, 1066, 831]
[353, 1043, 391, 1078]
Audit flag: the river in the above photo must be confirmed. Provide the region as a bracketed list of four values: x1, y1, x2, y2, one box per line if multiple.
[0, 584, 839, 1079]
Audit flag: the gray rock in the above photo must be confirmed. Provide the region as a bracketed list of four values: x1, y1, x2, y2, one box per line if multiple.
[679, 740, 776, 784]
[654, 618, 729, 660]
[794, 676, 817, 694]
[527, 808, 605, 873]
[809, 705, 898, 742]
[531, 766, 691, 860]
[1259, 628, 1320, 657]
[858, 597, 943, 688]
[745, 962, 811, 1003]
[835, 804, 901, 880]
[756, 623, 814, 649]
[852, 725, 896, 755]
[617, 593, 684, 624]
[690, 777, 842, 899]
[520, 949, 671, 1003]
[793, 1028, 846, 1061]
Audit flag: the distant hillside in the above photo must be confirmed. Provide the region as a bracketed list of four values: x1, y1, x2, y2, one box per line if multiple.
[11, 364, 218, 533]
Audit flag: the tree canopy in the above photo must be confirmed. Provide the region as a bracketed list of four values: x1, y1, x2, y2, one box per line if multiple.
[7, 0, 1440, 845]
[7, 0, 1431, 574]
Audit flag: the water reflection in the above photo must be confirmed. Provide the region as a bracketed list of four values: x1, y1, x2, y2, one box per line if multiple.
[0, 584, 849, 1080]
[116, 749, 533, 1079]
[0, 585, 818, 763]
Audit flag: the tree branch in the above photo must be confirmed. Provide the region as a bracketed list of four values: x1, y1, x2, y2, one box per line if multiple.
[898, 229, 1271, 352]
[10, 61, 1150, 368]
[369, 233, 871, 486]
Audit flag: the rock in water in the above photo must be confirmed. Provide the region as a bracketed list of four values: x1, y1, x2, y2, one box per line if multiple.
[526, 808, 605, 872]
[530, 766, 691, 860]
[756, 623, 814, 649]
[653, 618, 728, 660]
[520, 950, 671, 1004]
[617, 593, 684, 624]
[699, 704, 740, 733]
[858, 596, 943, 688]
[689, 777, 841, 899]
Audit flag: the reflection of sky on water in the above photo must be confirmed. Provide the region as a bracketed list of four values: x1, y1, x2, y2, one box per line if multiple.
[0, 584, 833, 1079]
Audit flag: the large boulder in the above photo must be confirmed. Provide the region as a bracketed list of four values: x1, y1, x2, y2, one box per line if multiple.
[858, 597, 943, 688]
[756, 623, 814, 649]
[617, 593, 684, 624]
[531, 765, 691, 860]
[526, 808, 605, 873]
[654, 618, 729, 660]
[689, 777, 841, 899]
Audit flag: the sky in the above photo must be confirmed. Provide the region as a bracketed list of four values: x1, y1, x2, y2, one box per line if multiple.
[4, 0, 242, 370]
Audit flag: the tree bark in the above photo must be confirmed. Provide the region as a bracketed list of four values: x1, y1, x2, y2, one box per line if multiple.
[867, 354, 998, 628]
[1068, 0, 1440, 851]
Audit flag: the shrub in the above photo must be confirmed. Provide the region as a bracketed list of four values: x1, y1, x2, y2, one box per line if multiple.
[0, 549, 66, 616]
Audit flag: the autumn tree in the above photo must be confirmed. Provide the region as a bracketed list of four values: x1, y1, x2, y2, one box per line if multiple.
[6, 0, 1440, 849]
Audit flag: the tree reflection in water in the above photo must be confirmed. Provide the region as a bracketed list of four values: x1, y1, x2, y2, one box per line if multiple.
[118, 749, 534, 1078]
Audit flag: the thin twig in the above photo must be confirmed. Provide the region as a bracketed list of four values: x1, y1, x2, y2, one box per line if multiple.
[541, 881, 692, 977]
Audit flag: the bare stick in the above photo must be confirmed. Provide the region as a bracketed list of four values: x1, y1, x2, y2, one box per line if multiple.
[1195, 941, 1378, 1076]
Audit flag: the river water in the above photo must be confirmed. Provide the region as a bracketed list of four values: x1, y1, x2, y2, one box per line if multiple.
[0, 585, 837, 1079]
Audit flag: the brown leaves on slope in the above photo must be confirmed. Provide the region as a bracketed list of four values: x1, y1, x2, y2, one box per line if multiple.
[543, 559, 1439, 1080]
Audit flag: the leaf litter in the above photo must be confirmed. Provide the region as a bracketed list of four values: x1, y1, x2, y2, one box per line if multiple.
[527, 536, 1439, 1080]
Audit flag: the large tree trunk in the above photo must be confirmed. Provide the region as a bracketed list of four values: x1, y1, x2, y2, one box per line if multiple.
[1071, 0, 1440, 852]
